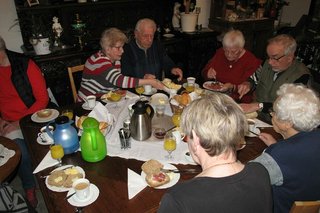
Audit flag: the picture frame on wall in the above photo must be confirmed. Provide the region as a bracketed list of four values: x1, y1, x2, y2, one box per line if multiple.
[27, 0, 40, 6]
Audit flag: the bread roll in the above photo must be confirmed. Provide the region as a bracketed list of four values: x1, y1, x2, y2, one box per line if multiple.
[141, 159, 164, 175]
[47, 170, 67, 187]
[99, 122, 109, 130]
[37, 109, 52, 118]
[63, 173, 83, 188]
[145, 172, 170, 188]
[76, 116, 88, 129]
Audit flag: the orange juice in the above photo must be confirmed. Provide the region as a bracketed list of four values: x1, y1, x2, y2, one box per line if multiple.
[164, 138, 176, 152]
[50, 144, 64, 160]
[172, 113, 181, 127]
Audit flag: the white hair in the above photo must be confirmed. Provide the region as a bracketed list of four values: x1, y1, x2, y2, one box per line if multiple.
[222, 30, 245, 48]
[274, 83, 320, 131]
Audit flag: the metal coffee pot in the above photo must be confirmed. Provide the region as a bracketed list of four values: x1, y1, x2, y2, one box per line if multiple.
[129, 101, 154, 141]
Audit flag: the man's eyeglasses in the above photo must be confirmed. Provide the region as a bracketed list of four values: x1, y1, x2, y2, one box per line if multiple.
[267, 54, 286, 62]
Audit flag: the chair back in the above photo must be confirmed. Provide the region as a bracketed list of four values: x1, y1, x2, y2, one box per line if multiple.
[289, 201, 320, 213]
[67, 65, 84, 103]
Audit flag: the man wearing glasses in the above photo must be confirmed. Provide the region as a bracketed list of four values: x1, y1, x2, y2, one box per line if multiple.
[241, 34, 310, 121]
[121, 18, 183, 81]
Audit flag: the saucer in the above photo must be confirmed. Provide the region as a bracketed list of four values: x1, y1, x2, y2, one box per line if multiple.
[31, 109, 59, 123]
[36, 136, 54, 145]
[246, 128, 261, 137]
[67, 184, 99, 207]
[82, 101, 98, 110]
[143, 88, 157, 96]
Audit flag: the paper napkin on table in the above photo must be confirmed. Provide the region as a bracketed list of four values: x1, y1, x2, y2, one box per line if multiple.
[0, 144, 15, 167]
[254, 119, 272, 128]
[33, 150, 59, 174]
[127, 168, 147, 199]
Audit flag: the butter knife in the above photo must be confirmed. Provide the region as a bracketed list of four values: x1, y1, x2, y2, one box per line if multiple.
[161, 168, 201, 173]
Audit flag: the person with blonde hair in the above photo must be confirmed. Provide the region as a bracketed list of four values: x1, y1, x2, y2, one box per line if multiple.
[77, 27, 164, 101]
[121, 18, 183, 81]
[158, 93, 272, 213]
[252, 83, 320, 213]
[202, 29, 261, 103]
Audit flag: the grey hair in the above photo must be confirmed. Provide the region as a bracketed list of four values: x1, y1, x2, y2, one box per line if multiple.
[222, 30, 245, 48]
[0, 36, 6, 51]
[100, 28, 127, 49]
[274, 83, 320, 131]
[181, 93, 247, 157]
[135, 18, 156, 33]
[268, 34, 297, 55]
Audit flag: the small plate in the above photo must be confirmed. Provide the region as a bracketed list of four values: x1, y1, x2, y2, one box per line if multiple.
[182, 83, 199, 89]
[203, 81, 227, 92]
[45, 165, 85, 192]
[246, 128, 261, 137]
[163, 33, 175, 38]
[141, 163, 180, 189]
[36, 136, 54, 145]
[143, 88, 157, 96]
[82, 101, 98, 110]
[67, 184, 99, 207]
[31, 109, 59, 123]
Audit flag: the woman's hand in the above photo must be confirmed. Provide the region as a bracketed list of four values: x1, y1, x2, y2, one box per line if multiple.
[259, 132, 277, 146]
[171, 68, 183, 81]
[239, 103, 261, 113]
[207, 67, 216, 79]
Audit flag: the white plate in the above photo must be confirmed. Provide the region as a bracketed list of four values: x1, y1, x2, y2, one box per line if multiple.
[246, 128, 261, 137]
[163, 33, 175, 38]
[67, 184, 99, 207]
[36, 136, 54, 145]
[31, 109, 59, 123]
[82, 101, 99, 110]
[141, 163, 180, 189]
[203, 81, 227, 92]
[143, 88, 157, 96]
[149, 93, 169, 105]
[182, 83, 199, 89]
[45, 165, 85, 192]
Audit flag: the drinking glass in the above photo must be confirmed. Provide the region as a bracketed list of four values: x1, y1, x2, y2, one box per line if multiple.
[163, 131, 177, 159]
[172, 111, 181, 127]
[61, 109, 74, 120]
[50, 144, 64, 166]
[135, 86, 145, 99]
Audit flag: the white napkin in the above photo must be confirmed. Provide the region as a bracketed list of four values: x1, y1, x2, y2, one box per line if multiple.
[88, 102, 115, 124]
[127, 168, 147, 199]
[33, 150, 59, 174]
[254, 119, 272, 128]
[0, 144, 15, 167]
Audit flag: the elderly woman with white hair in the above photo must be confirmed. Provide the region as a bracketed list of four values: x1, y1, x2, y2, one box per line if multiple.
[158, 93, 273, 213]
[202, 29, 261, 103]
[252, 83, 320, 213]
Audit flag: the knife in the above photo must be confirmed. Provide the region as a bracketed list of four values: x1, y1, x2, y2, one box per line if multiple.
[65, 192, 76, 200]
[161, 168, 201, 173]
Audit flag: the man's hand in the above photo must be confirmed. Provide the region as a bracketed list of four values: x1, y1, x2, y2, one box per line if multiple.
[144, 74, 156, 79]
[259, 132, 277, 146]
[237, 81, 251, 99]
[240, 103, 260, 113]
[171, 68, 183, 81]
[207, 67, 216, 79]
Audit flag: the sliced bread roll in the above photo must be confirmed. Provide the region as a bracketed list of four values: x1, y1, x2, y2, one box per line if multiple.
[141, 159, 164, 176]
[47, 170, 67, 187]
[145, 172, 170, 188]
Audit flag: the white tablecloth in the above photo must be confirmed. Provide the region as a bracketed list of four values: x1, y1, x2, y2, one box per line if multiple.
[105, 92, 194, 165]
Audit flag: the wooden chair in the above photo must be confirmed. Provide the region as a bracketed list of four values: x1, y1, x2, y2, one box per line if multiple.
[289, 201, 320, 213]
[67, 64, 84, 103]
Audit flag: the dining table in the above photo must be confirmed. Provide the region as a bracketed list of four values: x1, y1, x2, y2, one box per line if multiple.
[19, 90, 282, 213]
[0, 136, 21, 183]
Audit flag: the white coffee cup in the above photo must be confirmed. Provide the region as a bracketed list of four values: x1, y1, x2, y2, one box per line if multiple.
[187, 77, 196, 86]
[86, 95, 96, 109]
[144, 85, 152, 94]
[247, 119, 256, 132]
[38, 126, 54, 143]
[72, 178, 90, 201]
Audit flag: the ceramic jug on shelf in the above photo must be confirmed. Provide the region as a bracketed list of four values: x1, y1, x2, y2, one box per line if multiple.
[130, 100, 154, 141]
[46, 116, 79, 154]
[80, 117, 106, 162]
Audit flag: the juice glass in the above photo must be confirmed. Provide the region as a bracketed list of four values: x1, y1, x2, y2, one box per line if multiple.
[135, 86, 145, 99]
[50, 144, 64, 166]
[164, 131, 177, 159]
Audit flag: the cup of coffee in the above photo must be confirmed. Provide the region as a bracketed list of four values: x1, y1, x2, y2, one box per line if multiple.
[187, 77, 196, 86]
[38, 126, 54, 143]
[86, 95, 96, 109]
[247, 119, 256, 132]
[143, 85, 152, 94]
[72, 178, 90, 201]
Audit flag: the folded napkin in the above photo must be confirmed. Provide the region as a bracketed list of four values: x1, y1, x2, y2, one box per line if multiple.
[127, 168, 147, 199]
[0, 144, 15, 167]
[254, 119, 272, 128]
[33, 150, 59, 174]
[88, 102, 115, 124]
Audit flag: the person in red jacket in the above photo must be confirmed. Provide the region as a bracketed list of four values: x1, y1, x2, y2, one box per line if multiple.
[0, 36, 49, 208]
[202, 30, 261, 103]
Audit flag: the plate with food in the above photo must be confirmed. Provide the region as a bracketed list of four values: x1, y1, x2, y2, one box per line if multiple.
[100, 90, 126, 103]
[31, 109, 59, 123]
[141, 159, 180, 189]
[203, 81, 227, 92]
[45, 165, 85, 192]
[162, 78, 182, 91]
